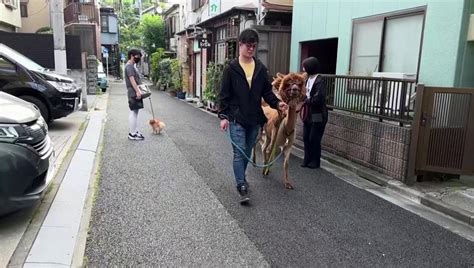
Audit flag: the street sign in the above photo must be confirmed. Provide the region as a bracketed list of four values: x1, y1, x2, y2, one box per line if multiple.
[120, 53, 126, 61]
[102, 47, 109, 54]
[198, 38, 211, 49]
[103, 52, 109, 59]
[209, 0, 220, 16]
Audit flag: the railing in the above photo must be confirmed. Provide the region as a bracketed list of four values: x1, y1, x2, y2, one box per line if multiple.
[64, 2, 100, 25]
[321, 74, 417, 124]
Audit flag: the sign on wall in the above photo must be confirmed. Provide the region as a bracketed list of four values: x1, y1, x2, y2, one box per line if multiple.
[198, 38, 211, 49]
[209, 0, 220, 16]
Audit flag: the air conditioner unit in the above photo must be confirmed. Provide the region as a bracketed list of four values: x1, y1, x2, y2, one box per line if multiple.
[371, 72, 417, 116]
[3, 0, 16, 9]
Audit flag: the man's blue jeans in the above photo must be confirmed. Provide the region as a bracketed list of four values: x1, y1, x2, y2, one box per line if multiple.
[229, 122, 260, 187]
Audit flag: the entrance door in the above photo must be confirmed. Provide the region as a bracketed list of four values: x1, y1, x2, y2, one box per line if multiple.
[195, 53, 201, 98]
[412, 86, 474, 178]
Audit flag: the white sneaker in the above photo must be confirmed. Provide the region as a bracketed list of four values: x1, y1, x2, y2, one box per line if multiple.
[128, 133, 143, 140]
[135, 131, 145, 139]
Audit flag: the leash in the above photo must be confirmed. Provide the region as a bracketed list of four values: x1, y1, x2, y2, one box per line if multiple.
[224, 128, 286, 169]
[148, 97, 156, 118]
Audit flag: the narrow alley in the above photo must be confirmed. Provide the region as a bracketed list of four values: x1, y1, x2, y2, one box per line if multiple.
[84, 83, 474, 267]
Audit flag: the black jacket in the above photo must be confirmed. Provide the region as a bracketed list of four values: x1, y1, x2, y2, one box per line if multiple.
[304, 75, 328, 123]
[218, 58, 280, 126]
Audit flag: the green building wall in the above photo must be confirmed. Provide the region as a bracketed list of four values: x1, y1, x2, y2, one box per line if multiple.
[290, 0, 472, 87]
[456, 0, 474, 87]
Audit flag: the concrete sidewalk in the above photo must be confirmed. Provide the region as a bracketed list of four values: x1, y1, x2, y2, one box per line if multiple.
[7, 93, 108, 267]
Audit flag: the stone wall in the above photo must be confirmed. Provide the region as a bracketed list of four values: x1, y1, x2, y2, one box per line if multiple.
[67, 69, 88, 111]
[295, 111, 412, 181]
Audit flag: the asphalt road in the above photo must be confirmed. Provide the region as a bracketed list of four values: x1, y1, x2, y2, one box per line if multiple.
[85, 83, 474, 267]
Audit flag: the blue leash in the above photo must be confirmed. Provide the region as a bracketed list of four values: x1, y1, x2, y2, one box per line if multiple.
[224, 130, 285, 168]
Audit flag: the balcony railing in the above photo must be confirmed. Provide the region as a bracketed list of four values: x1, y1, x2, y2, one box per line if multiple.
[64, 2, 99, 25]
[321, 74, 417, 124]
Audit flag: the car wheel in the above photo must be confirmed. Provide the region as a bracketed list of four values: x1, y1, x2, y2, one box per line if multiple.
[19, 95, 50, 122]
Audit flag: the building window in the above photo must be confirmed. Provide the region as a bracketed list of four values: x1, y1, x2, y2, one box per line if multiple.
[20, 3, 27, 17]
[350, 9, 425, 78]
[215, 42, 226, 64]
[101, 15, 109, 32]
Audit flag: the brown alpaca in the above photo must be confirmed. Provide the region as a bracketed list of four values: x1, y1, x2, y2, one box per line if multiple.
[257, 72, 306, 189]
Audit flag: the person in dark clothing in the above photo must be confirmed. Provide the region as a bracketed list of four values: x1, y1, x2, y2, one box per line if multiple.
[301, 57, 328, 169]
[218, 28, 288, 203]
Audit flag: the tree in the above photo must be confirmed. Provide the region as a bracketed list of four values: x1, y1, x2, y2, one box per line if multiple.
[113, 0, 165, 53]
[141, 14, 165, 54]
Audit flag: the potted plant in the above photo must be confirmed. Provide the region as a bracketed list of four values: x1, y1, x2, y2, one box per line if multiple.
[170, 59, 185, 99]
[203, 62, 223, 112]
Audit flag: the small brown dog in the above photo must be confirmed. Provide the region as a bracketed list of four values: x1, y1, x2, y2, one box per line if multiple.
[148, 119, 166, 134]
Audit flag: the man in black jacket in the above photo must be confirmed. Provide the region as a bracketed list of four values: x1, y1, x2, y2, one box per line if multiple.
[218, 29, 288, 203]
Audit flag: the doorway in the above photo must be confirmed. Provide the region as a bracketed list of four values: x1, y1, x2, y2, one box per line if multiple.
[195, 53, 201, 99]
[300, 38, 338, 74]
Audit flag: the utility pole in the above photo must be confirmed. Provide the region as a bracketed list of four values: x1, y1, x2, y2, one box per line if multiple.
[257, 0, 266, 25]
[50, 0, 67, 74]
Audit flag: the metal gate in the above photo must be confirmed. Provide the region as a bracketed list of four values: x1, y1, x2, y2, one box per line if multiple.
[408, 85, 474, 183]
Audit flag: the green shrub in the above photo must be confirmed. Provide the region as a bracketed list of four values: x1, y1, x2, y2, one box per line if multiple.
[158, 58, 172, 90]
[204, 62, 223, 103]
[170, 59, 182, 91]
[150, 48, 165, 85]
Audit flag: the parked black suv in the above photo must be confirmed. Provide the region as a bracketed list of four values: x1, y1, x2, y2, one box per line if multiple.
[0, 92, 55, 215]
[0, 43, 82, 122]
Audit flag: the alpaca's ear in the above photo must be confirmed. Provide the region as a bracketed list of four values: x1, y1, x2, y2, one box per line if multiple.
[277, 73, 285, 78]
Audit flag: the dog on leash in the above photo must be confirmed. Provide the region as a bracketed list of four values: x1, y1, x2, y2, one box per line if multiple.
[148, 119, 166, 134]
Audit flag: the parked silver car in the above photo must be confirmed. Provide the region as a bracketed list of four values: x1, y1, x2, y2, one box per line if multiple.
[0, 92, 55, 215]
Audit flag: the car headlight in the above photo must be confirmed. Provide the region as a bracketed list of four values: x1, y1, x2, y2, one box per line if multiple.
[47, 81, 77, 93]
[0, 125, 20, 143]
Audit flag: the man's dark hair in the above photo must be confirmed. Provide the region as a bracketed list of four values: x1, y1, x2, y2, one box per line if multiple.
[128, 49, 142, 59]
[239, 29, 259, 43]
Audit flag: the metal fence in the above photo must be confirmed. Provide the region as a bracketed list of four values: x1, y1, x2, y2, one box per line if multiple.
[320, 75, 417, 124]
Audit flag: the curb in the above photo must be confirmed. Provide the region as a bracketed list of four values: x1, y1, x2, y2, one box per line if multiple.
[319, 149, 474, 227]
[8, 94, 107, 267]
[319, 150, 391, 186]
[420, 195, 474, 227]
[8, 116, 91, 268]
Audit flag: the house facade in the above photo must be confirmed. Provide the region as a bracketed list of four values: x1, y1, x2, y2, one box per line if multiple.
[289, 0, 474, 182]
[290, 0, 474, 87]
[176, 0, 293, 100]
[100, 6, 119, 76]
[17, 0, 50, 33]
[64, 0, 101, 58]
[0, 0, 21, 32]
[163, 4, 180, 56]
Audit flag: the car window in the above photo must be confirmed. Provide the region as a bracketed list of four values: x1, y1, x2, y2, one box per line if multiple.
[0, 57, 17, 76]
[0, 44, 45, 72]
